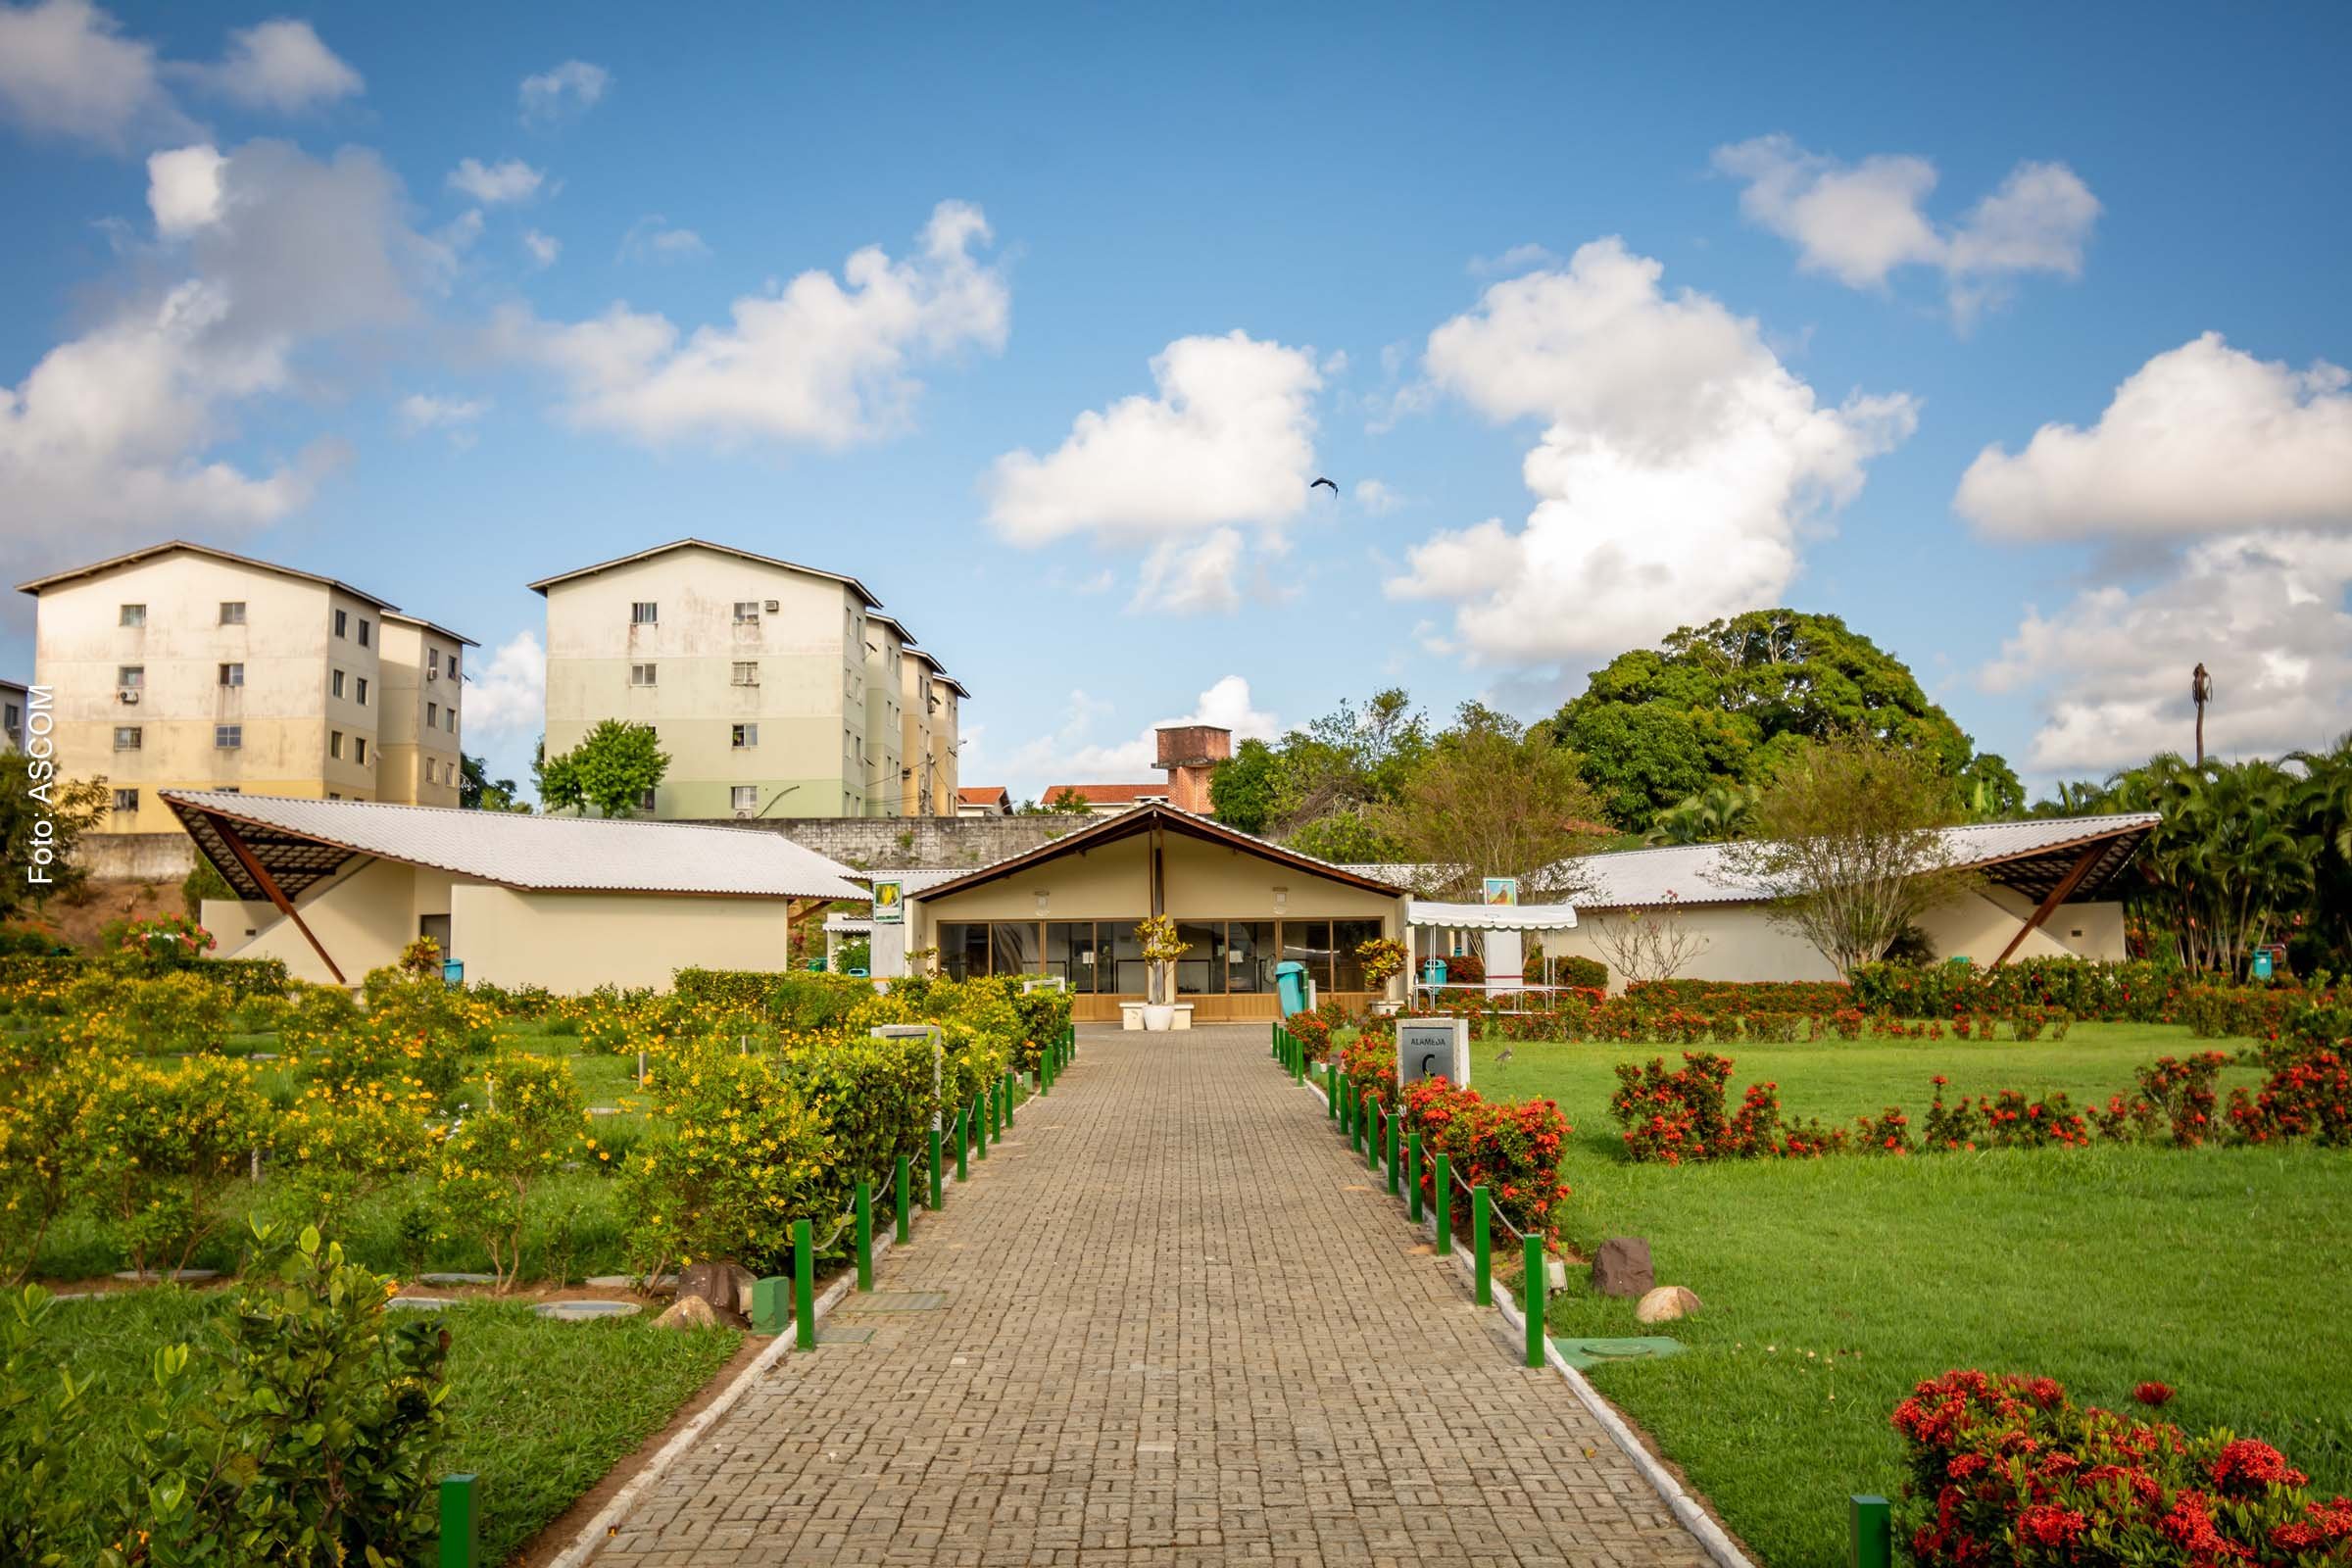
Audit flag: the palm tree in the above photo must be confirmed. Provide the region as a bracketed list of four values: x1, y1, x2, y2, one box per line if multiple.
[1645, 781, 1760, 846]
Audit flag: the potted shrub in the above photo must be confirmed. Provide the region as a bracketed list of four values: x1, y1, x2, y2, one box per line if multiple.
[1134, 915, 1188, 1030]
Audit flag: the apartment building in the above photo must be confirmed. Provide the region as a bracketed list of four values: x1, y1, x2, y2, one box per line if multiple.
[0, 679, 26, 752]
[898, 647, 968, 815]
[533, 539, 968, 819]
[16, 543, 473, 834]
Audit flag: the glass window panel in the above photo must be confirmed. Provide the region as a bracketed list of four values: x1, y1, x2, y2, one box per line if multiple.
[1280, 920, 1333, 990]
[937, 922, 989, 981]
[1332, 918, 1385, 991]
[1173, 921, 1225, 996]
[1225, 920, 1275, 993]
[1107, 919, 1149, 995]
[1045, 921, 1102, 993]
[990, 921, 1040, 978]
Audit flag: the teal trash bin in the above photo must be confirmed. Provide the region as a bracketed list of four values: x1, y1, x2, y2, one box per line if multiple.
[1275, 960, 1310, 1017]
[441, 958, 464, 987]
[1421, 957, 1448, 988]
[2251, 949, 2274, 981]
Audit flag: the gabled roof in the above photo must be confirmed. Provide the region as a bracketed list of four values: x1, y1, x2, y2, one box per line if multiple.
[1040, 783, 1168, 806]
[380, 611, 481, 649]
[867, 612, 913, 641]
[935, 673, 971, 699]
[906, 801, 1409, 902]
[17, 541, 399, 609]
[1547, 811, 2163, 910]
[164, 790, 865, 903]
[956, 786, 1010, 809]
[526, 538, 881, 610]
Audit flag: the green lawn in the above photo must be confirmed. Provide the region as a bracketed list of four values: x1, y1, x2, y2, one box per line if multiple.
[26, 1288, 743, 1564]
[1451, 1022, 2352, 1567]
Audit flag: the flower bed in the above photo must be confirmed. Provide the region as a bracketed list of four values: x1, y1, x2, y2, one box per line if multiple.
[1852, 957, 2338, 1032]
[1892, 1368, 2351, 1566]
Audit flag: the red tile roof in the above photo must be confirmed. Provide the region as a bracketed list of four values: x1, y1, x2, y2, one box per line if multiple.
[957, 786, 1010, 808]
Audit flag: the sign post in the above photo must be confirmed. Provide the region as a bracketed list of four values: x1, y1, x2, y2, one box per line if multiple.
[1396, 1016, 1469, 1090]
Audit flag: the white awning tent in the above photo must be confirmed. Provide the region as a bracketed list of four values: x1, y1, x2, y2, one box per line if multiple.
[1402, 899, 1577, 998]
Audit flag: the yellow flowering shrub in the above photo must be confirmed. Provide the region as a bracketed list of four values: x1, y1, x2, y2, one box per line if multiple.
[78, 1054, 270, 1277]
[431, 1054, 582, 1291]
[0, 1056, 84, 1285]
[49, 970, 229, 1056]
[267, 1078, 441, 1219]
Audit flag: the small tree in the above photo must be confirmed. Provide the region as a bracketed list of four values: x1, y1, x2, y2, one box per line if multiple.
[1724, 732, 1972, 977]
[1586, 892, 1712, 984]
[1386, 703, 1606, 900]
[1134, 915, 1187, 1005]
[0, 757, 110, 918]
[536, 720, 668, 818]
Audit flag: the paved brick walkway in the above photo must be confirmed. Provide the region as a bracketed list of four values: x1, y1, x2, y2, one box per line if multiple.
[590, 1025, 1712, 1567]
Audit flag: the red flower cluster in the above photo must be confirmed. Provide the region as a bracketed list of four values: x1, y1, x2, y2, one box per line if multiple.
[2135, 1382, 2177, 1408]
[1892, 1369, 2350, 1567]
[1398, 1073, 1572, 1239]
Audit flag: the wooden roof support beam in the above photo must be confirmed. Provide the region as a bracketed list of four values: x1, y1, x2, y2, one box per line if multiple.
[211, 812, 347, 986]
[1989, 840, 2107, 970]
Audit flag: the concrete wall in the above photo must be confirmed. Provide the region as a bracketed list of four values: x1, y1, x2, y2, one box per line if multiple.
[77, 832, 201, 882]
[29, 550, 390, 833]
[687, 813, 1085, 869]
[449, 883, 795, 991]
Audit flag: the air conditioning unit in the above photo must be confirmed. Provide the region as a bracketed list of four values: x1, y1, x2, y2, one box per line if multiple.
[118, 689, 140, 705]
[734, 808, 754, 818]
[426, 668, 438, 681]
[764, 600, 779, 612]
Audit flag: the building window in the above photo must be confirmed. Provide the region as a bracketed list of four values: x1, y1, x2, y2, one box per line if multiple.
[332, 669, 346, 699]
[219, 662, 243, 687]
[732, 601, 760, 624]
[219, 601, 246, 625]
[630, 663, 657, 687]
[357, 618, 370, 648]
[731, 785, 758, 812]
[447, 651, 459, 678]
[423, 759, 436, 785]
[120, 604, 146, 627]
[731, 661, 759, 686]
[355, 676, 369, 706]
[426, 701, 438, 727]
[215, 724, 242, 750]
[428, 649, 441, 675]
[637, 787, 657, 811]
[117, 665, 144, 690]
[333, 609, 348, 638]
[330, 730, 344, 760]
[444, 707, 456, 732]
[112, 788, 138, 813]
[732, 723, 758, 749]
[3, 703, 19, 739]
[354, 737, 368, 764]
[631, 601, 658, 625]
[114, 725, 142, 751]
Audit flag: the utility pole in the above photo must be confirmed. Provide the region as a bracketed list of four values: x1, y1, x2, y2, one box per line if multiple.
[2191, 662, 2212, 765]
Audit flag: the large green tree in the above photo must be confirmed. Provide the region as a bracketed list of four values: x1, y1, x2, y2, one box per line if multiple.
[1544, 610, 2015, 831]
[459, 754, 529, 812]
[1204, 689, 1428, 841]
[0, 755, 110, 919]
[534, 721, 669, 819]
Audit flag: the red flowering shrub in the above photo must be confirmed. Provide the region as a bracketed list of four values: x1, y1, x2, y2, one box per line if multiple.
[1339, 1031, 1398, 1111]
[1286, 1008, 1334, 1061]
[1402, 1074, 1572, 1240]
[1892, 1369, 2350, 1567]
[2227, 1049, 2352, 1148]
[2135, 1053, 2230, 1148]
[2135, 1382, 2176, 1408]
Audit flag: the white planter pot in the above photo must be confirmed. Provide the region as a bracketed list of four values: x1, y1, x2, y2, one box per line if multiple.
[1141, 1004, 1176, 1032]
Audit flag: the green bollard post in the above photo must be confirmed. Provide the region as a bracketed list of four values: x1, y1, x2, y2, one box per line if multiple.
[1408, 1131, 1424, 1222]
[1388, 1110, 1401, 1197]
[955, 1106, 969, 1182]
[1326, 1060, 1338, 1118]
[1433, 1152, 1451, 1252]
[894, 1154, 911, 1243]
[854, 1178, 873, 1291]
[1368, 1102, 1382, 1172]
[1041, 1045, 1054, 1095]
[1472, 1185, 1492, 1305]
[1346, 1084, 1358, 1147]
[795, 1218, 817, 1351]
[974, 1096, 989, 1161]
[1850, 1494, 1893, 1568]
[437, 1474, 478, 1568]
[1003, 1069, 1016, 1128]
[986, 1078, 999, 1143]
[928, 1125, 944, 1209]
[1523, 1234, 1544, 1368]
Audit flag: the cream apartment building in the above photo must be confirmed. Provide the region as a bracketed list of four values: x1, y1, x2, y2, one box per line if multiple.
[898, 647, 966, 815]
[17, 543, 473, 834]
[533, 539, 968, 820]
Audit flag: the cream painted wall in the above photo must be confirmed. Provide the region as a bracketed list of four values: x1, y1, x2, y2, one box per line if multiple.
[449, 883, 794, 991]
[29, 550, 392, 833]
[376, 615, 464, 808]
[859, 621, 905, 817]
[541, 545, 869, 818]
[226, 857, 446, 985]
[899, 652, 936, 815]
[1544, 891, 2132, 987]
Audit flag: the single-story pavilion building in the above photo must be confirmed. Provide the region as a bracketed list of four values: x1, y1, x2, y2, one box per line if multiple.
[167, 790, 864, 991]
[1532, 812, 2162, 985]
[878, 802, 1411, 1022]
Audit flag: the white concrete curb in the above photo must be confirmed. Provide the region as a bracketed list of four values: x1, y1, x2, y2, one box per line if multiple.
[1298, 1063, 1756, 1568]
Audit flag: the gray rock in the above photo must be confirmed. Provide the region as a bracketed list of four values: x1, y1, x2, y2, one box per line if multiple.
[654, 1295, 720, 1330]
[420, 1272, 498, 1287]
[1635, 1285, 1702, 1324]
[1589, 1238, 1653, 1298]
[677, 1259, 757, 1315]
[388, 1296, 455, 1311]
[112, 1268, 220, 1283]
[533, 1298, 642, 1322]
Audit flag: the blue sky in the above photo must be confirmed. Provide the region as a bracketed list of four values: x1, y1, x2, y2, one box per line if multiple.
[4, 1, 2348, 806]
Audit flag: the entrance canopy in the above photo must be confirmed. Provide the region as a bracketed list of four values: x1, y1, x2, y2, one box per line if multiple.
[1405, 900, 1578, 932]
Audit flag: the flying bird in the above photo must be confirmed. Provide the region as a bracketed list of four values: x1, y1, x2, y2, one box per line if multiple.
[1309, 476, 1338, 495]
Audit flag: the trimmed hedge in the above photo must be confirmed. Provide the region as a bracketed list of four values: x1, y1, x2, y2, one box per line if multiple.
[0, 953, 291, 1004]
[1850, 956, 2338, 1027]
[670, 966, 872, 1029]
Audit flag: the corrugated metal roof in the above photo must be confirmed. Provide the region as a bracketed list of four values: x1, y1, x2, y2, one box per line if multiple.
[163, 791, 866, 901]
[1548, 812, 2163, 910]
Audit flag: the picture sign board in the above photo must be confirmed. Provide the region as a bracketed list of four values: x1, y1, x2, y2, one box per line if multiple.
[871, 879, 905, 925]
[1396, 1016, 1469, 1090]
[1483, 876, 1519, 906]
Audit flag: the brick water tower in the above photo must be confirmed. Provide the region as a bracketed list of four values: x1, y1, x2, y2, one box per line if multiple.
[1155, 724, 1232, 814]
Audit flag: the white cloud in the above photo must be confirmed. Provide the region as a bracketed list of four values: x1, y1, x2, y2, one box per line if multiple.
[617, 215, 709, 263]
[1980, 532, 2352, 772]
[462, 630, 547, 737]
[147, 142, 224, 236]
[2, 138, 433, 568]
[984, 330, 1321, 611]
[1713, 135, 2098, 320]
[1956, 333, 2352, 541]
[518, 59, 609, 124]
[448, 156, 544, 205]
[1384, 237, 1915, 664]
[0, 0, 189, 148]
[398, 393, 488, 438]
[1469, 242, 1560, 278]
[499, 199, 1006, 448]
[184, 18, 362, 113]
[521, 228, 561, 268]
[996, 675, 1278, 797]
[1352, 478, 1404, 514]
